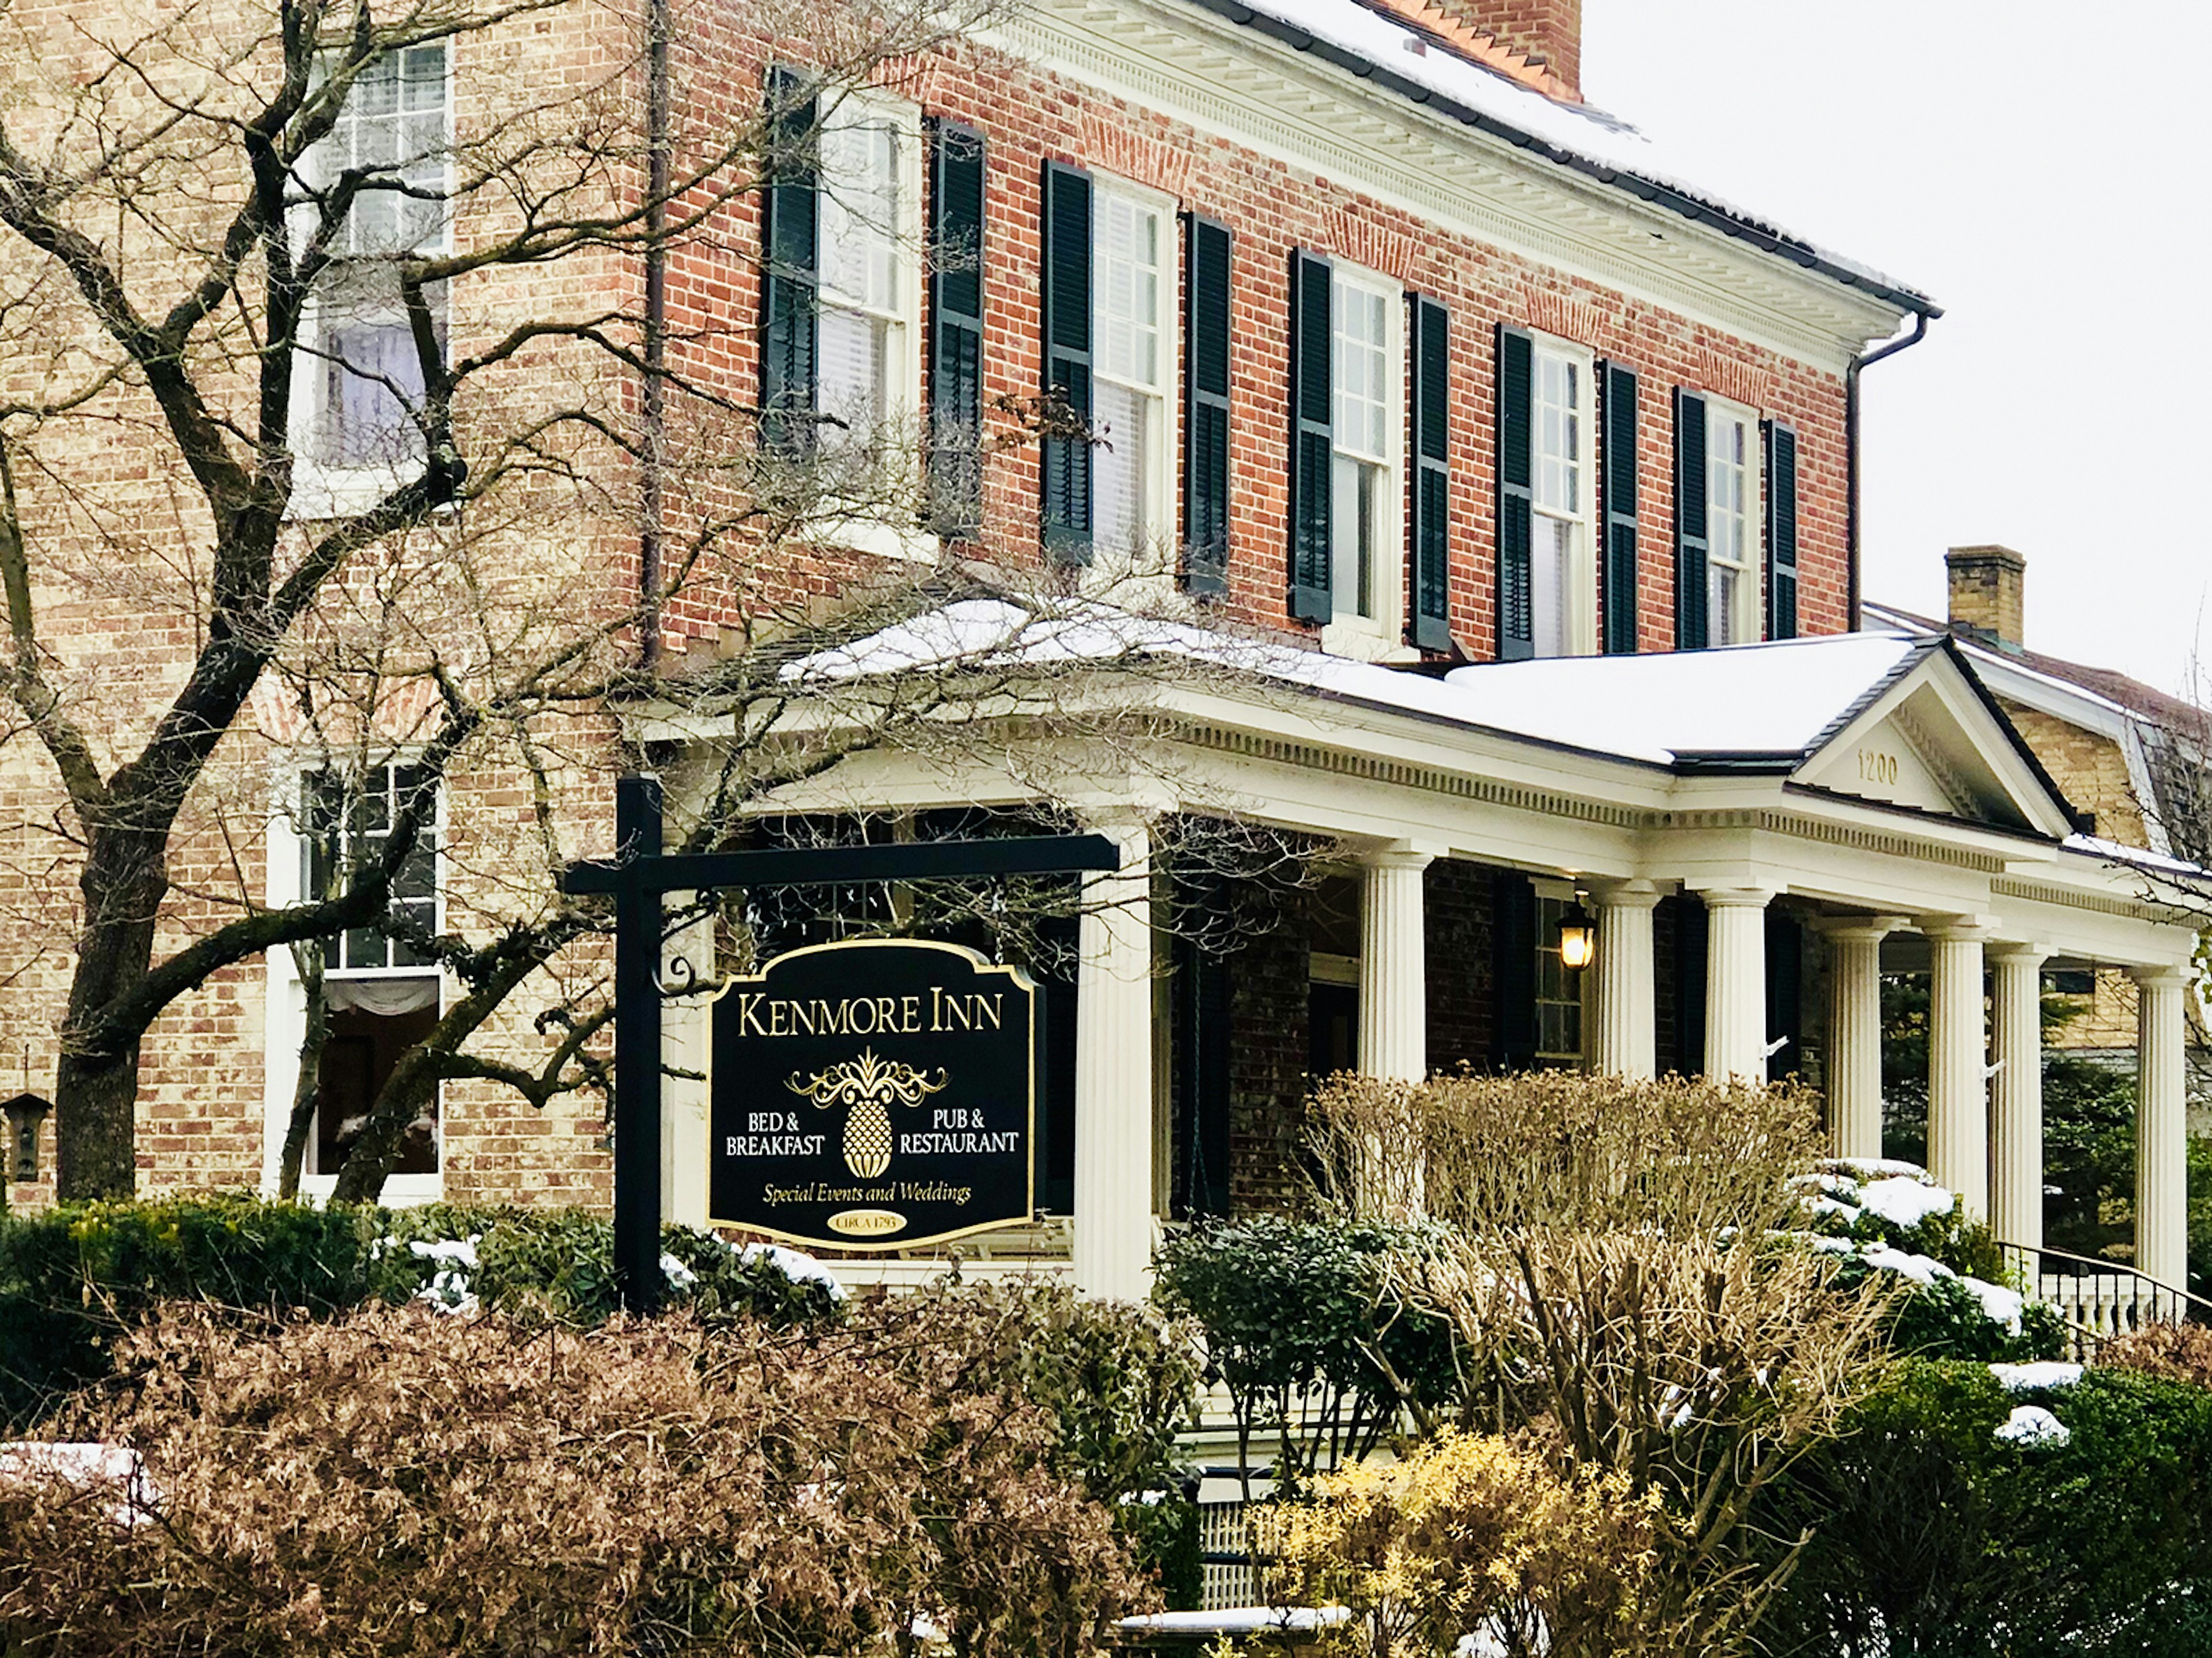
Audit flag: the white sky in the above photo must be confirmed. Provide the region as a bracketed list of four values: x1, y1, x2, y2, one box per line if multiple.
[1581, 1, 2212, 698]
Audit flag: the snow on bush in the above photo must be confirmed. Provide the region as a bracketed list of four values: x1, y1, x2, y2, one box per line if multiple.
[1994, 1405, 2071, 1448]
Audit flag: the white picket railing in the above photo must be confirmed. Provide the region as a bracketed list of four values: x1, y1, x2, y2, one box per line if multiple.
[1997, 1242, 2211, 1360]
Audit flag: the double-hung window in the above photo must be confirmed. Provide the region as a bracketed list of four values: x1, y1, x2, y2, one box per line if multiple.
[1092, 185, 1170, 558]
[1530, 341, 1595, 657]
[1673, 388, 1765, 649]
[1703, 400, 1758, 645]
[294, 47, 452, 504]
[291, 761, 444, 1189]
[1288, 254, 1402, 649]
[816, 96, 914, 456]
[1331, 279, 1389, 622]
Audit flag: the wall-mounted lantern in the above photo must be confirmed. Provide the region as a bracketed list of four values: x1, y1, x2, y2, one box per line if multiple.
[1557, 896, 1597, 972]
[2, 1093, 51, 1183]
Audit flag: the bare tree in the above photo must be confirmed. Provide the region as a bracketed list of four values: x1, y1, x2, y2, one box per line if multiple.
[0, 0, 1327, 1201]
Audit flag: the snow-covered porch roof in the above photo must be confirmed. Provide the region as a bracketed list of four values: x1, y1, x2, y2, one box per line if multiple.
[639, 597, 2208, 970]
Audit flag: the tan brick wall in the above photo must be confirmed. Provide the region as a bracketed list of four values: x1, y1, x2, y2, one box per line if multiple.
[1999, 699, 2148, 847]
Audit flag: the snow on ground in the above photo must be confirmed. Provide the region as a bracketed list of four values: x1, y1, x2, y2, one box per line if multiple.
[1118, 1608, 1353, 1636]
[738, 1241, 849, 1301]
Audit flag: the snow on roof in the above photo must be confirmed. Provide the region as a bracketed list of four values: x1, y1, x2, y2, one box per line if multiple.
[2062, 833, 2207, 880]
[1207, 0, 1929, 308]
[782, 600, 1943, 773]
[1437, 632, 1927, 765]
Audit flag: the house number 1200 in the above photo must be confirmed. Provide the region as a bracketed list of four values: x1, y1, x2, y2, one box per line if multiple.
[1858, 749, 1899, 786]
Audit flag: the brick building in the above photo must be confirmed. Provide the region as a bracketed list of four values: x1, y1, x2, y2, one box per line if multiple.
[1, 0, 2202, 1294]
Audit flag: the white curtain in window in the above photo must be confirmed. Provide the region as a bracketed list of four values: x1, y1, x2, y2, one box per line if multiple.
[323, 320, 425, 466]
[325, 975, 440, 1016]
[1093, 380, 1146, 554]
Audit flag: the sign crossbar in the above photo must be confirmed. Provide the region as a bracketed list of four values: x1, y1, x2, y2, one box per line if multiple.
[559, 775, 1123, 1310]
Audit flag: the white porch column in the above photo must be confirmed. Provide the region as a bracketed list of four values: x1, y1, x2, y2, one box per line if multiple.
[1988, 942, 2050, 1252]
[2134, 966, 2191, 1292]
[1358, 848, 1435, 1083]
[1592, 881, 1661, 1079]
[1925, 918, 1993, 1220]
[1699, 885, 1770, 1080]
[1074, 816, 1155, 1301]
[1702, 888, 1771, 1084]
[1817, 916, 1903, 1160]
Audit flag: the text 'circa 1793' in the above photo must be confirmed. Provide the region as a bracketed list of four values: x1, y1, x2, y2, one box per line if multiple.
[706, 940, 1037, 1252]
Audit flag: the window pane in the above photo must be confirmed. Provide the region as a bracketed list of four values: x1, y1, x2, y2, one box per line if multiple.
[1710, 562, 1737, 646]
[1532, 514, 1572, 659]
[817, 305, 888, 445]
[1093, 379, 1150, 553]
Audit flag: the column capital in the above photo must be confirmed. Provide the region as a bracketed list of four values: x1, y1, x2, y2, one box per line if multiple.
[1812, 913, 1907, 942]
[1921, 914, 2000, 943]
[1696, 885, 1774, 911]
[1589, 878, 1665, 910]
[1359, 842, 1440, 873]
[2130, 963, 2195, 990]
[1986, 940, 2052, 964]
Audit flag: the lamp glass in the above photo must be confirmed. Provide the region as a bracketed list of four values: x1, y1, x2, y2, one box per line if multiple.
[1558, 902, 1596, 971]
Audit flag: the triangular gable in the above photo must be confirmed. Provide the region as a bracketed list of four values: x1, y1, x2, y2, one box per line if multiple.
[1795, 642, 2079, 836]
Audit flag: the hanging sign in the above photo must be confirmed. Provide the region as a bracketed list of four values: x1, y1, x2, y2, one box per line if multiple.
[706, 939, 1037, 1251]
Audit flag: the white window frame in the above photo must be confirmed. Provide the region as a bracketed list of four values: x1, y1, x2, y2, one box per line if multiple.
[288, 45, 456, 521]
[1703, 394, 1762, 647]
[1088, 174, 1177, 570]
[1323, 261, 1405, 658]
[261, 758, 448, 1206]
[1531, 881, 1589, 1069]
[812, 86, 929, 562]
[1529, 332, 1597, 658]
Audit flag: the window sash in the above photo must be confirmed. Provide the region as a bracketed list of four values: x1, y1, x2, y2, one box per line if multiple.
[319, 45, 452, 257]
[304, 762, 441, 976]
[1331, 281, 1389, 465]
[1533, 349, 1582, 516]
[1705, 411, 1752, 574]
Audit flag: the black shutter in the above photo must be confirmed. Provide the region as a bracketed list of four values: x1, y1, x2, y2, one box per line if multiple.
[1764, 418, 1798, 640]
[1040, 160, 1093, 563]
[1494, 324, 1535, 661]
[927, 121, 986, 539]
[1491, 870, 1537, 1071]
[759, 66, 818, 456]
[1673, 388, 1709, 649]
[1183, 214, 1232, 597]
[1173, 929, 1233, 1218]
[1410, 294, 1451, 651]
[1672, 896, 1707, 1078]
[1288, 249, 1334, 623]
[1599, 359, 1639, 655]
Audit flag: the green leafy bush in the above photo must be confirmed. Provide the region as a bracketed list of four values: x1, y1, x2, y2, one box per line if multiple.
[1153, 1214, 1455, 1486]
[1762, 1360, 2212, 1657]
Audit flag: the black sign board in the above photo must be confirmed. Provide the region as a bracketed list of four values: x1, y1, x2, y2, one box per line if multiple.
[707, 939, 1037, 1251]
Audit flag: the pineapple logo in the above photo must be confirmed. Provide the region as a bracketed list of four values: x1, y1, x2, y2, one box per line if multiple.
[787, 1048, 950, 1179]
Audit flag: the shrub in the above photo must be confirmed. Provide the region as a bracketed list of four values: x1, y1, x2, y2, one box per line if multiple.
[1272, 1430, 1670, 1658]
[0, 1300, 1150, 1657]
[0, 1197, 842, 1430]
[1152, 1214, 1455, 1488]
[1304, 1073, 1896, 1656]
[1762, 1360, 2212, 1657]
[0, 1193, 365, 1427]
[2100, 1320, 2212, 1390]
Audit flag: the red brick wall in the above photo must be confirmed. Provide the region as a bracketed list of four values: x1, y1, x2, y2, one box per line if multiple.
[1465, 0, 1581, 99]
[657, 23, 1852, 661]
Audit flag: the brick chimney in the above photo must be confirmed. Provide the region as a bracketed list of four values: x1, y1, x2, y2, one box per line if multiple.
[1945, 545, 2026, 654]
[1425, 0, 1581, 100]
[1491, 0, 1580, 99]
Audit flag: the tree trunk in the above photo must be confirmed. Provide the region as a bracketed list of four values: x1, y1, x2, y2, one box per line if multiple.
[277, 945, 330, 1198]
[53, 829, 167, 1200]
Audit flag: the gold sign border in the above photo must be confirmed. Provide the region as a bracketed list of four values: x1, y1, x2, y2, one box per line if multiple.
[702, 937, 1040, 1253]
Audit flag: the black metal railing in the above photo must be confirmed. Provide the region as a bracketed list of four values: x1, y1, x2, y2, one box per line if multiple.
[1997, 1241, 2212, 1360]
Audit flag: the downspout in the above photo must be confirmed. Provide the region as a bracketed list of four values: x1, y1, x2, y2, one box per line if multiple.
[1846, 309, 1931, 631]
[639, 0, 671, 668]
